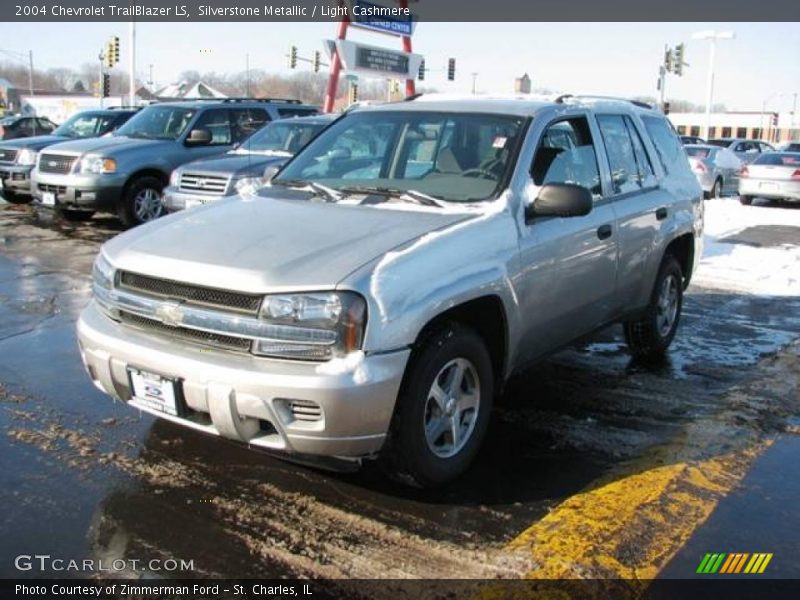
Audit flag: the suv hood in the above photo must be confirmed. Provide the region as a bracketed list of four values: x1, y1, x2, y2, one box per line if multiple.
[104, 192, 473, 293]
[179, 153, 286, 178]
[43, 135, 173, 156]
[0, 134, 69, 152]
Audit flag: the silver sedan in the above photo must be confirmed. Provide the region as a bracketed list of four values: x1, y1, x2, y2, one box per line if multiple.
[739, 152, 800, 205]
[685, 144, 742, 198]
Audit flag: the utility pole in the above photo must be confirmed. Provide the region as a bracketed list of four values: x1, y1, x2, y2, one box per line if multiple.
[148, 63, 153, 88]
[246, 53, 250, 98]
[28, 50, 34, 96]
[129, 22, 136, 106]
[98, 50, 105, 108]
[471, 72, 478, 95]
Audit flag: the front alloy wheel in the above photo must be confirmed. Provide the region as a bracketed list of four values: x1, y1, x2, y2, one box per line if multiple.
[133, 187, 163, 223]
[424, 358, 481, 459]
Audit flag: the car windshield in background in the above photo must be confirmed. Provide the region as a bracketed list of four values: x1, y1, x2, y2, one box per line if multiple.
[753, 152, 800, 166]
[275, 111, 525, 203]
[115, 106, 196, 140]
[706, 139, 732, 148]
[53, 112, 117, 138]
[240, 121, 324, 155]
[686, 147, 711, 158]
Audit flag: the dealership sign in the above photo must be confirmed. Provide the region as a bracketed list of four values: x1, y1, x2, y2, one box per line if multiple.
[347, 0, 416, 37]
[326, 39, 422, 78]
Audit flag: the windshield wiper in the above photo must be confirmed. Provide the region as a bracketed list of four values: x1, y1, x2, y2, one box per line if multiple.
[339, 186, 444, 207]
[277, 179, 342, 203]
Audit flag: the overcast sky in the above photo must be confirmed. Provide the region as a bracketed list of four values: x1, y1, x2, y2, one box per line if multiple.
[0, 21, 798, 112]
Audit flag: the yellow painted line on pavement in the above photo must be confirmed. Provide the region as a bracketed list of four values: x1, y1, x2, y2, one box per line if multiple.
[506, 440, 771, 582]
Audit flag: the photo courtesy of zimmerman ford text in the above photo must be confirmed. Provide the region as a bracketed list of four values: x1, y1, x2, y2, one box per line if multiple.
[1, 1, 800, 598]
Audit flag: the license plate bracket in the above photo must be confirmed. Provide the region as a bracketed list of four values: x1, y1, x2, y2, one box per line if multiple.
[127, 368, 184, 417]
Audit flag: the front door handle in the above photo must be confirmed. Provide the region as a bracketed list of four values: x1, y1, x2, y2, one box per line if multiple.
[656, 207, 668, 221]
[597, 224, 613, 240]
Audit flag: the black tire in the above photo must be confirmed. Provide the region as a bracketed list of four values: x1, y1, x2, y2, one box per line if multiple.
[385, 323, 494, 487]
[117, 175, 165, 228]
[2, 191, 32, 204]
[624, 255, 683, 360]
[711, 178, 722, 199]
[57, 208, 95, 222]
[740, 195, 753, 206]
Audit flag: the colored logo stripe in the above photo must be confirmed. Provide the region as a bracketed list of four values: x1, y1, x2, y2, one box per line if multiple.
[698, 553, 773, 574]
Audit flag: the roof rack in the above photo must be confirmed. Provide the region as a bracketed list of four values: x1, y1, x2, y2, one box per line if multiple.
[554, 94, 653, 109]
[150, 97, 304, 105]
[106, 105, 141, 110]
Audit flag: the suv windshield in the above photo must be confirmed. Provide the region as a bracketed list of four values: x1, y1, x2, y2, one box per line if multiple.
[239, 120, 326, 155]
[53, 112, 118, 138]
[115, 106, 196, 140]
[275, 110, 525, 203]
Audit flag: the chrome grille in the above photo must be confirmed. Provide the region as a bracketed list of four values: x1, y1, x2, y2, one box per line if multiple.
[289, 400, 323, 422]
[119, 311, 252, 353]
[178, 172, 229, 195]
[0, 148, 18, 163]
[39, 154, 77, 174]
[38, 183, 67, 194]
[118, 271, 263, 315]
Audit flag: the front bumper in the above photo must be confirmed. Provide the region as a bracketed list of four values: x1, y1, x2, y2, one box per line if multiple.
[739, 178, 800, 201]
[31, 169, 126, 210]
[162, 185, 228, 212]
[0, 163, 34, 195]
[77, 301, 409, 458]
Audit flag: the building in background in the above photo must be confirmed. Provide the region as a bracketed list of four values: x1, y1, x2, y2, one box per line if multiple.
[153, 80, 226, 100]
[514, 73, 531, 94]
[669, 111, 799, 143]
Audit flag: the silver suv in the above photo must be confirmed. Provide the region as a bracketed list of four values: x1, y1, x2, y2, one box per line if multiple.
[77, 95, 703, 486]
[31, 98, 317, 226]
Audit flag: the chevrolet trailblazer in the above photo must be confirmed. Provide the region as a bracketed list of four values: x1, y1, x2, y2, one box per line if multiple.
[77, 95, 703, 486]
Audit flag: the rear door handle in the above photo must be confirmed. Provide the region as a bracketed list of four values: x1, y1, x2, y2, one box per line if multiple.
[597, 224, 613, 240]
[656, 207, 668, 221]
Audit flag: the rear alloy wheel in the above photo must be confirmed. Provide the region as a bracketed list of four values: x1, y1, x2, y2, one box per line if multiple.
[118, 176, 164, 228]
[740, 195, 753, 206]
[386, 323, 493, 487]
[624, 255, 683, 360]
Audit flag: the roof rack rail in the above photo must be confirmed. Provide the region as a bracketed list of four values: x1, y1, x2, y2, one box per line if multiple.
[151, 97, 304, 104]
[106, 105, 141, 110]
[404, 93, 424, 102]
[554, 94, 653, 110]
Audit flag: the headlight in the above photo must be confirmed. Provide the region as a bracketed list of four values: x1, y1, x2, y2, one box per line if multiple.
[253, 291, 366, 360]
[92, 253, 116, 308]
[235, 176, 267, 196]
[80, 155, 116, 174]
[169, 169, 180, 187]
[17, 148, 37, 166]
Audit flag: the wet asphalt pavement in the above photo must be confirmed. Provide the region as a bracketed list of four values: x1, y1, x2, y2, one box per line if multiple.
[0, 198, 799, 585]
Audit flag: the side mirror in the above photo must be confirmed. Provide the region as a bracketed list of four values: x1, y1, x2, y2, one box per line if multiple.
[526, 183, 592, 222]
[263, 164, 281, 181]
[185, 128, 212, 146]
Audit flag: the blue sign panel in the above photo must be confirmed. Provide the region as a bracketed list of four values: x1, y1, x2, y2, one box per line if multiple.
[350, 0, 416, 37]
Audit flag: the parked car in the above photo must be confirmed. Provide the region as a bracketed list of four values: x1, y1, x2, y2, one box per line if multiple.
[681, 135, 706, 145]
[163, 113, 335, 212]
[707, 138, 774, 164]
[684, 144, 741, 199]
[0, 115, 57, 140]
[0, 108, 138, 204]
[776, 141, 800, 153]
[77, 95, 702, 486]
[738, 151, 800, 205]
[30, 98, 317, 225]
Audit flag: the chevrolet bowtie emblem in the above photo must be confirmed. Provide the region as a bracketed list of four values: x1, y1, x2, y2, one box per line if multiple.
[155, 300, 185, 327]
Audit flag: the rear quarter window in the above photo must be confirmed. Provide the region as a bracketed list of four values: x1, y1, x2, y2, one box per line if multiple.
[641, 115, 686, 175]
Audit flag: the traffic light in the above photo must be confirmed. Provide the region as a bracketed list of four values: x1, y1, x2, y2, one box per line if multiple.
[112, 36, 120, 65]
[418, 59, 425, 81]
[447, 58, 456, 81]
[313, 51, 321, 73]
[348, 82, 358, 104]
[772, 113, 779, 127]
[674, 44, 685, 76]
[102, 73, 111, 98]
[663, 101, 671, 115]
[289, 46, 298, 69]
[664, 48, 673, 73]
[104, 41, 114, 69]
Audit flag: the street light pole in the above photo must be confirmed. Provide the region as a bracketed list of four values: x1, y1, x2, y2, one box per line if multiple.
[129, 22, 136, 106]
[471, 72, 478, 95]
[692, 30, 734, 140]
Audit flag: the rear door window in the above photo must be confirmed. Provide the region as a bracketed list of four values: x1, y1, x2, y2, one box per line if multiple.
[641, 115, 685, 175]
[596, 114, 644, 194]
[230, 108, 269, 142]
